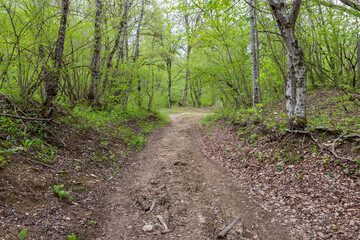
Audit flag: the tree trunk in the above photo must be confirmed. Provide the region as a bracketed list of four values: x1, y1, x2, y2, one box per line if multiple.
[113, 1, 133, 74]
[249, 0, 262, 108]
[268, 0, 307, 128]
[357, 39, 360, 86]
[100, 0, 130, 103]
[42, 0, 70, 116]
[88, 0, 103, 104]
[182, 13, 191, 107]
[124, 0, 144, 108]
[167, 58, 172, 109]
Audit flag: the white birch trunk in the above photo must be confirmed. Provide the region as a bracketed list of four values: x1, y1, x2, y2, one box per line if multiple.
[249, 0, 262, 108]
[268, 0, 307, 128]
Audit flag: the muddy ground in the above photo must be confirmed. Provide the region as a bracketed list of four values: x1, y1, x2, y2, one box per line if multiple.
[99, 113, 305, 240]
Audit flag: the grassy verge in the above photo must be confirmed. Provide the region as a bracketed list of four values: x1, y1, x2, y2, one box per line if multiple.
[0, 104, 170, 168]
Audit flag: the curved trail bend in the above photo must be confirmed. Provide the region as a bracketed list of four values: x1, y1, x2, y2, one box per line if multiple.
[100, 113, 297, 240]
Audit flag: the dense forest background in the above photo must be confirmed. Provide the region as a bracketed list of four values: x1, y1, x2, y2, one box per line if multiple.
[0, 0, 359, 122]
[1, 0, 360, 239]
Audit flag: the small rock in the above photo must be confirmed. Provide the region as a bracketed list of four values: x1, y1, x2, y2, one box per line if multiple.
[198, 214, 205, 224]
[85, 211, 92, 216]
[143, 225, 153, 232]
[150, 180, 159, 185]
[65, 217, 71, 221]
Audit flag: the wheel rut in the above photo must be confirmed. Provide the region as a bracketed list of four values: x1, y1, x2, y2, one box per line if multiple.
[100, 113, 295, 240]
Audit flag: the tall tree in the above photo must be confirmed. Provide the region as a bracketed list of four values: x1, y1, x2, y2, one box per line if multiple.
[124, 0, 145, 108]
[88, 0, 103, 104]
[100, 0, 132, 103]
[42, 0, 70, 116]
[268, 0, 307, 128]
[182, 11, 192, 107]
[249, 0, 262, 107]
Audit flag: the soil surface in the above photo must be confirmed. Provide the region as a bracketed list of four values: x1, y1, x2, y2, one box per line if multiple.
[100, 113, 302, 240]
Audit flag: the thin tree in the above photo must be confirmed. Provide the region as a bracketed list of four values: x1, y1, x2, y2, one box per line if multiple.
[249, 0, 262, 107]
[42, 0, 70, 116]
[100, 0, 132, 103]
[124, 0, 145, 108]
[88, 0, 103, 104]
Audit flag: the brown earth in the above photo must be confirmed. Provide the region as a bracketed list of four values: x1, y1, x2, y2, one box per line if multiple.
[201, 115, 360, 239]
[99, 113, 305, 240]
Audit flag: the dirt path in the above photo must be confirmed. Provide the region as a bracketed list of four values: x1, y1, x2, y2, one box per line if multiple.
[99, 113, 297, 240]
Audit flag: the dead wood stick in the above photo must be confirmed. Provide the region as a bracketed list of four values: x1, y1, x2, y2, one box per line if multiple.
[145, 200, 156, 215]
[314, 127, 342, 134]
[0, 113, 53, 121]
[24, 158, 55, 169]
[331, 134, 360, 162]
[286, 129, 359, 162]
[156, 215, 172, 234]
[217, 218, 240, 239]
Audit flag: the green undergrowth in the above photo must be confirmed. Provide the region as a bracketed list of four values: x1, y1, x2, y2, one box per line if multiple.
[201, 91, 360, 173]
[66, 105, 169, 151]
[204, 91, 360, 135]
[160, 107, 213, 115]
[0, 103, 170, 168]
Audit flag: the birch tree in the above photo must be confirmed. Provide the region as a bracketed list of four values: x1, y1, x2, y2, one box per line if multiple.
[268, 0, 307, 128]
[249, 0, 262, 107]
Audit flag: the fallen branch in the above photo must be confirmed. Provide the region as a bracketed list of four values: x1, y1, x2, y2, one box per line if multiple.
[285, 129, 359, 162]
[0, 113, 53, 121]
[145, 199, 156, 215]
[217, 218, 241, 239]
[0, 91, 29, 117]
[156, 215, 172, 234]
[331, 134, 360, 162]
[314, 126, 342, 134]
[24, 158, 55, 169]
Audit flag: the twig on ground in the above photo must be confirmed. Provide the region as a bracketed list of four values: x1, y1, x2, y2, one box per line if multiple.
[156, 215, 172, 234]
[24, 158, 55, 169]
[0, 113, 53, 121]
[331, 134, 360, 162]
[145, 200, 156, 215]
[285, 129, 359, 162]
[314, 127, 342, 134]
[217, 218, 241, 239]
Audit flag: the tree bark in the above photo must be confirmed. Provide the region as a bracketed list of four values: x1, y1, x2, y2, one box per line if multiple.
[268, 0, 307, 128]
[99, 0, 130, 103]
[357, 39, 360, 86]
[167, 58, 172, 109]
[182, 12, 191, 107]
[88, 0, 103, 104]
[249, 0, 262, 108]
[42, 0, 70, 116]
[124, 0, 145, 108]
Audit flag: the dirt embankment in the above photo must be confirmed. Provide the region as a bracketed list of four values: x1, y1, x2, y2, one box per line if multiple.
[100, 113, 303, 240]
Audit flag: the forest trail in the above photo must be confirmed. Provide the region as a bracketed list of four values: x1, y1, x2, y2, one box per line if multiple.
[99, 113, 297, 240]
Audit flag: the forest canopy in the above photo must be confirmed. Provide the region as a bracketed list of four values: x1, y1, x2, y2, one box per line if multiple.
[0, 0, 359, 127]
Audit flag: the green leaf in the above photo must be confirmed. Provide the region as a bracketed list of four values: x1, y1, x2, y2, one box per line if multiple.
[19, 230, 27, 240]
[68, 233, 77, 240]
